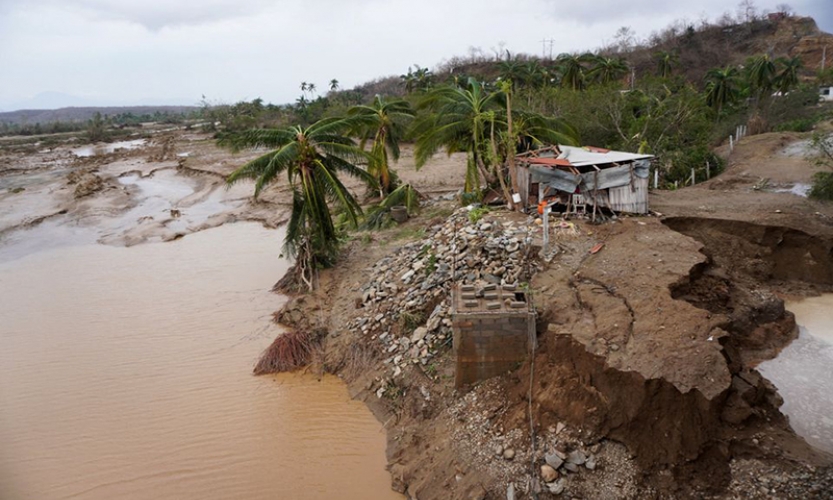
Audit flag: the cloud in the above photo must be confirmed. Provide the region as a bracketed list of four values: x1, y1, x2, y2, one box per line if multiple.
[0, 0, 830, 110]
[1, 0, 275, 30]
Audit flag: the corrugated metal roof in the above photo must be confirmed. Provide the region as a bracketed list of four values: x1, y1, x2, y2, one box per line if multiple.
[556, 145, 653, 167]
[518, 145, 653, 168]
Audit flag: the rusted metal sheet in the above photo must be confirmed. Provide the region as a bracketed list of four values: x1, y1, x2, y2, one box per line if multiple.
[608, 176, 649, 213]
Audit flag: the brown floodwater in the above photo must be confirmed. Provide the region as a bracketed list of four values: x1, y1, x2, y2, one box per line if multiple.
[0, 222, 401, 500]
[759, 295, 833, 454]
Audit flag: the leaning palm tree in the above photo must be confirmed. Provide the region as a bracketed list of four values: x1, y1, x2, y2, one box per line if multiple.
[345, 96, 415, 196]
[775, 56, 803, 94]
[412, 78, 504, 193]
[704, 66, 741, 115]
[587, 56, 629, 85]
[222, 118, 373, 291]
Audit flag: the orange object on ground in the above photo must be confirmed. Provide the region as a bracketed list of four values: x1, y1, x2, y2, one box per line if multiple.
[589, 243, 604, 254]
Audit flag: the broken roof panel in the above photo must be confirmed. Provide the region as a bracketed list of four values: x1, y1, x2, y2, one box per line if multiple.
[518, 145, 653, 168]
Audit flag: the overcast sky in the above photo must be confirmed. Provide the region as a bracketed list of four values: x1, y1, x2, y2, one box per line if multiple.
[0, 0, 830, 110]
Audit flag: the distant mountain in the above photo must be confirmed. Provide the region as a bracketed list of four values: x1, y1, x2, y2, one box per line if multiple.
[1, 92, 197, 114]
[4, 91, 101, 111]
[0, 106, 200, 125]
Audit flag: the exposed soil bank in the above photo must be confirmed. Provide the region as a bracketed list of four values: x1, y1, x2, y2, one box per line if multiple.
[663, 217, 833, 289]
[277, 210, 832, 499]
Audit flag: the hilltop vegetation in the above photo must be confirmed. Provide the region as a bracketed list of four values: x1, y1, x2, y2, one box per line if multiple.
[209, 5, 833, 291]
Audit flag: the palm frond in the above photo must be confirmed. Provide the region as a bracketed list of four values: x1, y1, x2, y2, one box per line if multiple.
[361, 184, 422, 230]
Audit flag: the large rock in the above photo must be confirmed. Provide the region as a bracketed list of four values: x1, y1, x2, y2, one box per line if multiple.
[540, 464, 559, 482]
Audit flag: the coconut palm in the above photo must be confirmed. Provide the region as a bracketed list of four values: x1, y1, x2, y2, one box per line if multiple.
[498, 52, 525, 87]
[521, 60, 548, 88]
[556, 53, 588, 91]
[587, 56, 629, 85]
[329, 79, 340, 92]
[704, 66, 741, 115]
[345, 96, 415, 196]
[413, 78, 578, 195]
[412, 78, 504, 193]
[775, 56, 803, 94]
[222, 118, 373, 291]
[654, 51, 679, 78]
[748, 54, 777, 94]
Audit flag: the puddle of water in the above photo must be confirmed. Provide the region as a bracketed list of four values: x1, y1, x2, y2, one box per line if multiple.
[0, 222, 400, 500]
[774, 183, 810, 197]
[73, 139, 146, 157]
[758, 295, 833, 453]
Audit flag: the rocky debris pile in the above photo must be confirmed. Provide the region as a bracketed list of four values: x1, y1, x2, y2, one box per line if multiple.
[725, 459, 833, 499]
[346, 208, 537, 390]
[537, 440, 600, 495]
[443, 377, 626, 498]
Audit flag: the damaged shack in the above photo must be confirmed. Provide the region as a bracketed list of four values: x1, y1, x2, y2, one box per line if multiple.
[516, 145, 653, 214]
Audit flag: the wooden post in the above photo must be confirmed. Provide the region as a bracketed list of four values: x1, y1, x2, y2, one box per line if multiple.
[542, 206, 550, 253]
[592, 169, 599, 223]
[691, 168, 696, 185]
[706, 160, 710, 179]
[654, 169, 659, 189]
[730, 135, 734, 151]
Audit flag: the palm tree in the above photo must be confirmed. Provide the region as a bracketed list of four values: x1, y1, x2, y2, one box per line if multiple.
[401, 68, 417, 93]
[345, 96, 415, 196]
[654, 51, 679, 78]
[307, 83, 317, 96]
[300, 82, 308, 93]
[748, 54, 777, 94]
[587, 56, 629, 85]
[521, 60, 547, 88]
[498, 52, 525, 87]
[704, 66, 741, 115]
[413, 65, 434, 91]
[556, 53, 588, 91]
[775, 56, 803, 94]
[412, 78, 504, 193]
[413, 79, 578, 196]
[222, 118, 372, 291]
[329, 79, 340, 92]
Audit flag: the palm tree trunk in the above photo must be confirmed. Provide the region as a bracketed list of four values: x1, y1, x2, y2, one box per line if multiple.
[490, 119, 515, 210]
[506, 89, 519, 206]
[475, 153, 496, 186]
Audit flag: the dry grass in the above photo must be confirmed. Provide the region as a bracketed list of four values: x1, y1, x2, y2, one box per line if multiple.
[253, 330, 318, 375]
[342, 343, 379, 381]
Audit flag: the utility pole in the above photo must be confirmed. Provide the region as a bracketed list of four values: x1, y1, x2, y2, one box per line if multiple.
[540, 38, 555, 60]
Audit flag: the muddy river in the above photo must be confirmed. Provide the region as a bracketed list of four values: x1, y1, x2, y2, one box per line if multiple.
[0, 222, 400, 499]
[759, 295, 833, 454]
